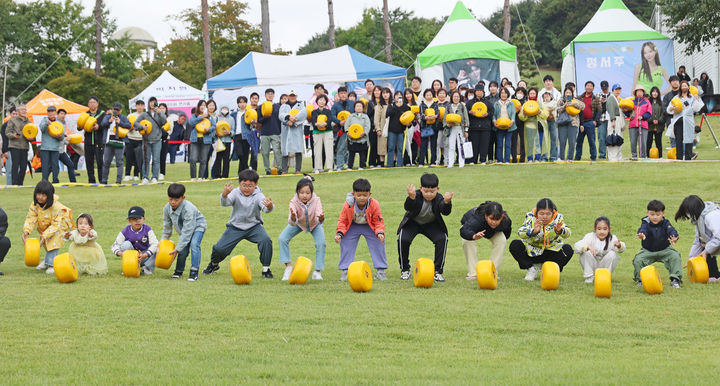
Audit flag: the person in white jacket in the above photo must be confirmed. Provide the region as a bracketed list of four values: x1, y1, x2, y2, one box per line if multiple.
[574, 216, 626, 283]
[675, 195, 720, 282]
[667, 80, 704, 160]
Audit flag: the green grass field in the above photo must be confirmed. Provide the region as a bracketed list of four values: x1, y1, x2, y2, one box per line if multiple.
[2, 119, 720, 384]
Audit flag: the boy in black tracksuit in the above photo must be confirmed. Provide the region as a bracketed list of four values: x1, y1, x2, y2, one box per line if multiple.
[397, 173, 453, 282]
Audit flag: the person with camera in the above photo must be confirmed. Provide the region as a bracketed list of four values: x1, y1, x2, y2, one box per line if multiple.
[100, 102, 131, 184]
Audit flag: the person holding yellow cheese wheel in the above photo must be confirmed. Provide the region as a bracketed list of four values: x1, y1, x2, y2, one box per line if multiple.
[38, 105, 64, 182]
[100, 102, 131, 184]
[310, 94, 334, 173]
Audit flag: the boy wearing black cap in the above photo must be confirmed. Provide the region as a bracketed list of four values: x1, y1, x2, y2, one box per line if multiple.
[112, 206, 159, 275]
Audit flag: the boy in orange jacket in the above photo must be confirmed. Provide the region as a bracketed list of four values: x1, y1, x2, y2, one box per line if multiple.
[335, 178, 387, 280]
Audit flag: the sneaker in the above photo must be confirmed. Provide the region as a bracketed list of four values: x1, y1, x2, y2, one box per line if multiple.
[400, 270, 411, 280]
[434, 273, 445, 282]
[374, 269, 387, 281]
[159, 173, 165, 181]
[670, 279, 681, 289]
[340, 270, 348, 281]
[691, 153, 698, 160]
[36, 262, 48, 270]
[151, 178, 158, 183]
[133, 176, 139, 181]
[188, 270, 199, 281]
[171, 271, 182, 279]
[202, 262, 219, 275]
[282, 265, 293, 281]
[123, 175, 132, 181]
[584, 277, 594, 284]
[142, 178, 149, 184]
[0, 271, 4, 275]
[636, 281, 643, 287]
[465, 275, 477, 280]
[524, 265, 539, 281]
[45, 267, 55, 275]
[262, 269, 274, 279]
[358, 167, 363, 170]
[708, 277, 720, 283]
[141, 266, 153, 275]
[312, 271, 323, 280]
[312, 169, 319, 174]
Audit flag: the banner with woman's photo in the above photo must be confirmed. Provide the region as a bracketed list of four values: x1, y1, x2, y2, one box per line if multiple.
[574, 39, 675, 97]
[442, 58, 499, 89]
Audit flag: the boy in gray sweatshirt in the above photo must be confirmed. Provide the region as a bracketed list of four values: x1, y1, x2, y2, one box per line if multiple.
[203, 169, 275, 277]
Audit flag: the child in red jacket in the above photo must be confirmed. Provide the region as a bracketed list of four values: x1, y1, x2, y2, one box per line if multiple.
[335, 178, 387, 281]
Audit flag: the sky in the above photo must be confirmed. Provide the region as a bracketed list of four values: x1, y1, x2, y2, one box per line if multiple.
[39, 0, 510, 53]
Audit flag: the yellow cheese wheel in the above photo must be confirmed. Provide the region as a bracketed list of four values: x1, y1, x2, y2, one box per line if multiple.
[565, 100, 581, 116]
[688, 256, 709, 283]
[410, 105, 420, 114]
[138, 119, 153, 135]
[594, 268, 612, 298]
[76, 112, 89, 129]
[348, 260, 373, 292]
[413, 258, 435, 288]
[496, 117, 512, 130]
[424, 108, 436, 124]
[127, 114, 137, 128]
[640, 265, 663, 294]
[270, 167, 278, 175]
[306, 104, 314, 118]
[438, 106, 446, 121]
[317, 114, 327, 124]
[337, 110, 350, 122]
[216, 120, 231, 137]
[230, 255, 252, 284]
[619, 98, 634, 111]
[48, 121, 64, 138]
[648, 147, 659, 159]
[671, 97, 683, 113]
[348, 123, 364, 139]
[471, 102, 487, 116]
[116, 127, 129, 138]
[24, 238, 41, 266]
[523, 100, 540, 117]
[445, 113, 462, 124]
[667, 147, 677, 160]
[511, 98, 521, 112]
[122, 250, 140, 278]
[400, 111, 415, 126]
[68, 134, 83, 144]
[288, 256, 313, 285]
[289, 108, 300, 117]
[476, 260, 498, 290]
[162, 121, 171, 132]
[155, 239, 176, 270]
[54, 253, 78, 283]
[690, 86, 699, 96]
[195, 118, 211, 138]
[540, 261, 560, 290]
[261, 101, 273, 117]
[83, 116, 97, 132]
[244, 108, 258, 125]
[22, 124, 38, 140]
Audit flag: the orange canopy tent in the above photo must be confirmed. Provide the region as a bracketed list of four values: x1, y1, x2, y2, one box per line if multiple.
[25, 89, 88, 123]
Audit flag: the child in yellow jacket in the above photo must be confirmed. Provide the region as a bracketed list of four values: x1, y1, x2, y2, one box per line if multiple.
[22, 180, 73, 274]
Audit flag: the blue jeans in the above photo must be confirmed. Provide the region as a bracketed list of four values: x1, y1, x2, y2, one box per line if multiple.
[335, 133, 347, 169]
[58, 152, 76, 183]
[119, 241, 156, 271]
[40, 150, 59, 182]
[278, 224, 326, 271]
[386, 132, 404, 167]
[44, 248, 59, 267]
[496, 130, 513, 163]
[557, 123, 578, 161]
[547, 120, 559, 161]
[4, 155, 11, 185]
[596, 120, 608, 159]
[144, 141, 162, 180]
[175, 230, 205, 272]
[575, 121, 597, 160]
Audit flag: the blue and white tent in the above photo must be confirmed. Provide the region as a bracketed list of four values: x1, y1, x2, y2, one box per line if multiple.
[206, 45, 406, 91]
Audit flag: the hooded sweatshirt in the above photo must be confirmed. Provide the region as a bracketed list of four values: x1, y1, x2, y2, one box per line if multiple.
[220, 186, 272, 230]
[690, 202, 720, 257]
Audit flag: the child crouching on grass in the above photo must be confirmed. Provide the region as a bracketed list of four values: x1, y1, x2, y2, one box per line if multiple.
[460, 201, 512, 280]
[335, 178, 387, 281]
[203, 169, 275, 278]
[64, 214, 107, 275]
[633, 200, 682, 288]
[162, 183, 207, 281]
[279, 176, 326, 281]
[675, 195, 720, 282]
[510, 198, 573, 281]
[574, 216, 625, 283]
[112, 206, 159, 276]
[23, 180, 74, 275]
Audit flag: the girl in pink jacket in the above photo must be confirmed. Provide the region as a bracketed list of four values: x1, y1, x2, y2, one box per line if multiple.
[278, 176, 326, 280]
[628, 85, 652, 159]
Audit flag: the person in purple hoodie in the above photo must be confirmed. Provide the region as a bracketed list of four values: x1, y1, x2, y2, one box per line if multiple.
[111, 206, 159, 275]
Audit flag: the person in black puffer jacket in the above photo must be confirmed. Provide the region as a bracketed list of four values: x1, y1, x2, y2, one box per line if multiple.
[460, 201, 512, 279]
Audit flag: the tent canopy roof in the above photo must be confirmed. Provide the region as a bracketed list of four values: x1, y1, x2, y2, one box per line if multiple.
[416, 1, 516, 69]
[26, 89, 87, 115]
[564, 0, 669, 57]
[130, 70, 204, 103]
[206, 45, 406, 91]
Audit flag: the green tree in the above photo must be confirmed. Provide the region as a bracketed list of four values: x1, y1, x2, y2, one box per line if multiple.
[46, 68, 133, 110]
[510, 27, 542, 79]
[656, 0, 720, 54]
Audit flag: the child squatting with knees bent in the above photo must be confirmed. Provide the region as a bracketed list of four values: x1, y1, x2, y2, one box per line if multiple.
[675, 195, 720, 282]
[633, 200, 682, 288]
[460, 201, 512, 280]
[203, 169, 275, 278]
[162, 183, 207, 281]
[335, 178, 387, 281]
[63, 214, 108, 275]
[574, 217, 625, 283]
[0, 207, 9, 276]
[397, 173, 453, 282]
[279, 176, 326, 281]
[23, 180, 74, 275]
[510, 198, 573, 281]
[112, 206, 159, 276]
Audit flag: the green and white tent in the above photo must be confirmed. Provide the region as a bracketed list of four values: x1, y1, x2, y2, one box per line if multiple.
[561, 0, 671, 89]
[415, 1, 519, 90]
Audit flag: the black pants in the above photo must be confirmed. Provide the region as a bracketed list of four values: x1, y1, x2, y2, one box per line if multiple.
[348, 142, 368, 169]
[84, 143, 104, 183]
[234, 135, 257, 174]
[212, 143, 232, 178]
[70, 152, 81, 170]
[126, 140, 144, 178]
[397, 220, 448, 274]
[10, 148, 28, 186]
[673, 120, 693, 160]
[509, 239, 573, 271]
[403, 141, 419, 165]
[418, 132, 437, 165]
[468, 130, 491, 163]
[708, 255, 720, 279]
[160, 140, 168, 175]
[124, 144, 140, 177]
[646, 130, 663, 156]
[511, 126, 526, 162]
[281, 153, 303, 173]
[0, 236, 10, 264]
[488, 131, 497, 161]
[368, 129, 379, 166]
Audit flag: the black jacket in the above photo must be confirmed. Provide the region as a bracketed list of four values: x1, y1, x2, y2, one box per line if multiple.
[637, 217, 679, 252]
[397, 190, 452, 234]
[0, 207, 7, 238]
[83, 110, 108, 146]
[460, 207, 512, 241]
[662, 90, 679, 128]
[466, 97, 495, 130]
[386, 104, 410, 134]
